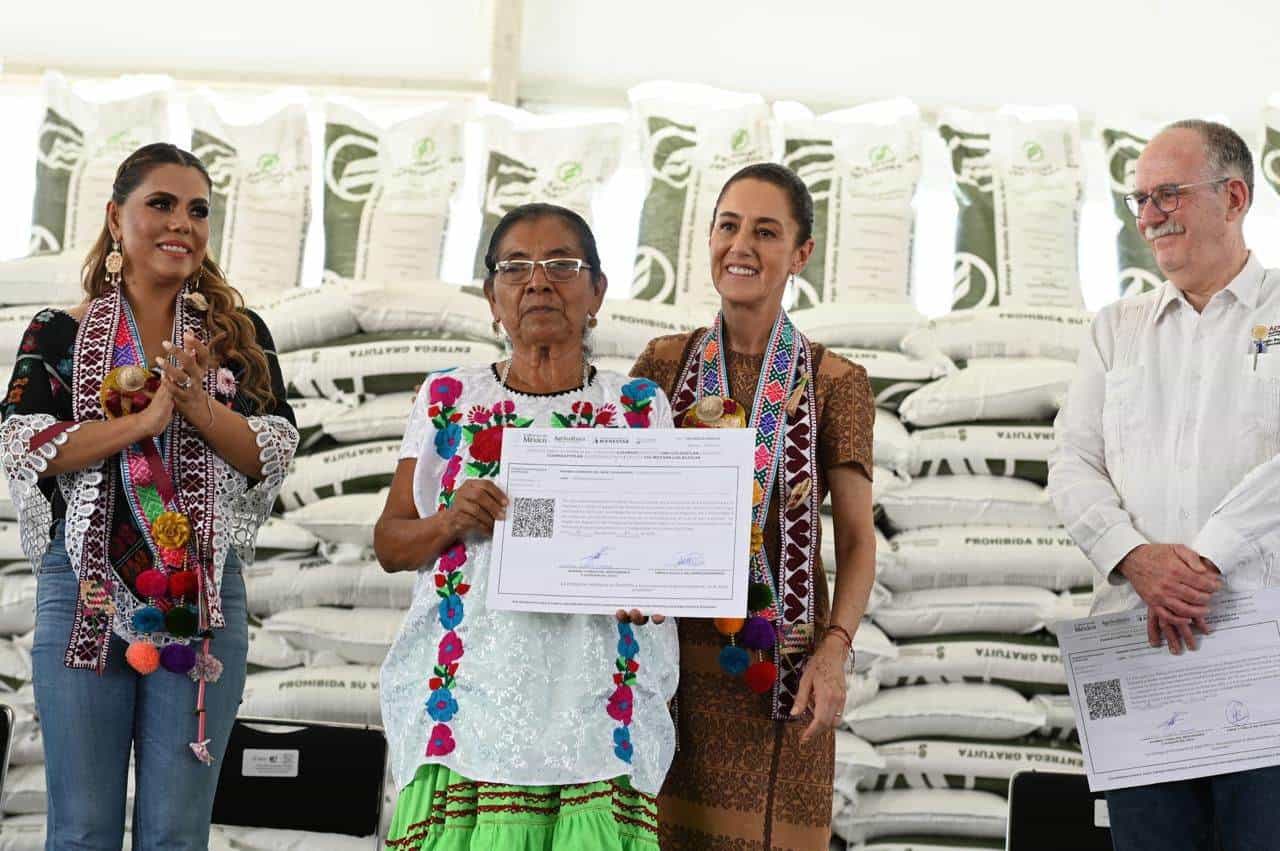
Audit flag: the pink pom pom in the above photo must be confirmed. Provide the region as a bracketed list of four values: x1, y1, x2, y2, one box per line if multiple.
[189, 652, 224, 684]
[126, 641, 160, 675]
[136, 569, 168, 599]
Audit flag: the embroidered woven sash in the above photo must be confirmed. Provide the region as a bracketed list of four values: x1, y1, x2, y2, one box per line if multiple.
[672, 311, 820, 719]
[66, 285, 221, 670]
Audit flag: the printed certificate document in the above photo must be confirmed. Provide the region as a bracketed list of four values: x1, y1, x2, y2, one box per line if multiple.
[487, 427, 756, 616]
[1059, 589, 1280, 791]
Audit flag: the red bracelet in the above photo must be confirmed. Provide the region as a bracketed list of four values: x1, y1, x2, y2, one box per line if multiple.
[824, 624, 854, 651]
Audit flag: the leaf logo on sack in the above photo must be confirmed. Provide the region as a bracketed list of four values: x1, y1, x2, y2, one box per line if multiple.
[245, 152, 295, 186]
[97, 129, 142, 158]
[957, 427, 967, 442]
[869, 144, 896, 165]
[415, 137, 437, 163]
[731, 128, 751, 153]
[556, 160, 584, 185]
[1022, 141, 1045, 163]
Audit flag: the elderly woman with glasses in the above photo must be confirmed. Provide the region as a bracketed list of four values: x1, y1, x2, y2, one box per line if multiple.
[375, 203, 679, 851]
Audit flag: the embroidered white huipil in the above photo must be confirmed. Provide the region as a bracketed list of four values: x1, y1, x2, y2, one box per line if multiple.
[379, 366, 679, 795]
[1049, 253, 1280, 615]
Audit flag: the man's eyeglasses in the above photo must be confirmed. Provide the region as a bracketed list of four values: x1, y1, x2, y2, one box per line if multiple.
[492, 258, 591, 286]
[1123, 177, 1229, 218]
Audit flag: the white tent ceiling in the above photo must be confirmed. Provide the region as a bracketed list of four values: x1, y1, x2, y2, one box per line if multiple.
[2, 0, 1276, 130]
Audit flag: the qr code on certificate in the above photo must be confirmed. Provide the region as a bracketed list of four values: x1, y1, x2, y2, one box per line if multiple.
[1083, 678, 1126, 720]
[511, 497, 556, 538]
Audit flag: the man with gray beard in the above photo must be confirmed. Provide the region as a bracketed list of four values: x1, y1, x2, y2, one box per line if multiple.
[1049, 121, 1280, 850]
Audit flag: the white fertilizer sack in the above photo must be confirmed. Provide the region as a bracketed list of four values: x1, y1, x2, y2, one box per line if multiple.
[871, 410, 912, 474]
[323, 393, 416, 443]
[255, 516, 322, 559]
[280, 440, 401, 510]
[261, 606, 403, 665]
[289, 397, 352, 453]
[239, 664, 382, 726]
[190, 95, 312, 297]
[595, 299, 702, 359]
[249, 284, 358, 354]
[834, 729, 888, 799]
[0, 575, 37, 636]
[0, 253, 85, 306]
[909, 423, 1056, 485]
[629, 81, 773, 308]
[346, 279, 492, 341]
[897, 358, 1075, 427]
[285, 492, 384, 549]
[245, 554, 415, 617]
[877, 632, 1067, 694]
[774, 98, 922, 307]
[852, 620, 898, 674]
[834, 347, 949, 413]
[882, 526, 1092, 592]
[791, 303, 924, 351]
[848, 683, 1047, 744]
[900, 307, 1091, 364]
[28, 72, 169, 255]
[322, 101, 467, 281]
[281, 338, 501, 401]
[1101, 124, 1162, 297]
[939, 106, 1083, 311]
[471, 105, 623, 278]
[877, 477, 1057, 531]
[834, 788, 1008, 843]
[869, 736, 1083, 794]
[871, 586, 1057, 639]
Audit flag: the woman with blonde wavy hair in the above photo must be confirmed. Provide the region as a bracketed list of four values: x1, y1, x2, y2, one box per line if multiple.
[0, 142, 298, 849]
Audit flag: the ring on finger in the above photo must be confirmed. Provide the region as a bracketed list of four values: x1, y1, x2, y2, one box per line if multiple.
[177, 377, 193, 390]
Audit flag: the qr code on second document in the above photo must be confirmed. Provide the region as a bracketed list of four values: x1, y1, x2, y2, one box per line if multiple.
[511, 497, 556, 538]
[1083, 678, 1127, 720]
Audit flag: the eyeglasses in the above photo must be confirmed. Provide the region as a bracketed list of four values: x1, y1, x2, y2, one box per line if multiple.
[492, 258, 591, 286]
[1123, 177, 1229, 218]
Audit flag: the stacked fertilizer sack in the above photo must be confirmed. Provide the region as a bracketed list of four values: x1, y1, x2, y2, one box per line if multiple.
[827, 285, 1093, 847]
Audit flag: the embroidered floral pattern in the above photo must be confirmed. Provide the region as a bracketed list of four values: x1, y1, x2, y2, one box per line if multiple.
[620, 378, 658, 429]
[428, 376, 465, 462]
[608, 622, 641, 764]
[462, 401, 531, 477]
[425, 374, 470, 758]
[550, 400, 618, 428]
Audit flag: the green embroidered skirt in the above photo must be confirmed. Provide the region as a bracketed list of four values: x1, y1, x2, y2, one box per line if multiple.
[385, 764, 659, 851]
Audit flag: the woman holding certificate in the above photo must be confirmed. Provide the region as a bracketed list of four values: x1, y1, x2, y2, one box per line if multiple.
[631, 163, 878, 850]
[374, 203, 679, 851]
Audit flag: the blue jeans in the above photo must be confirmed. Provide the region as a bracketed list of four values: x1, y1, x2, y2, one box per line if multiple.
[1105, 766, 1280, 850]
[32, 523, 249, 851]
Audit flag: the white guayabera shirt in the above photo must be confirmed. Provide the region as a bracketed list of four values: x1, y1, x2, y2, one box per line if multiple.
[1049, 253, 1280, 615]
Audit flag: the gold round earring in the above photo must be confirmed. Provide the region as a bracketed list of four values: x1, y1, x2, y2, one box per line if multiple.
[105, 239, 124, 288]
[587, 314, 598, 329]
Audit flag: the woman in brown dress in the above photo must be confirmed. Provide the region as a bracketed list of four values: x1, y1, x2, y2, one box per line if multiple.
[630, 163, 878, 850]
